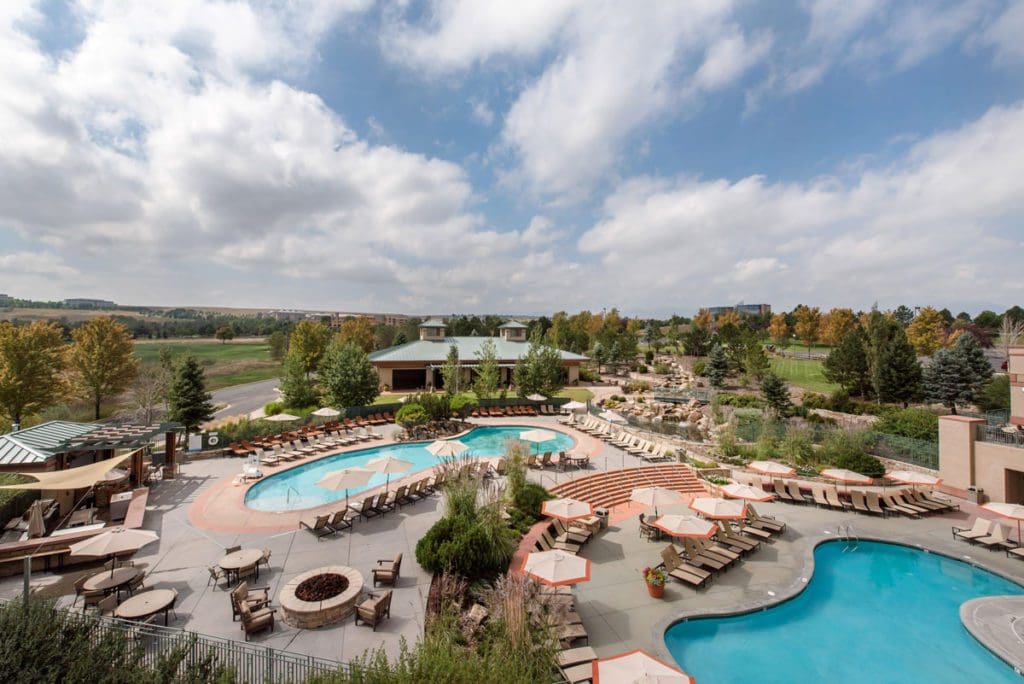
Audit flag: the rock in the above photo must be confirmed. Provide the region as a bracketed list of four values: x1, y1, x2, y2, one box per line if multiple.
[688, 410, 703, 423]
[467, 603, 489, 626]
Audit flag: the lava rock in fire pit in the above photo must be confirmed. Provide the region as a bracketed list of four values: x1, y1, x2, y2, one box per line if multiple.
[295, 573, 348, 602]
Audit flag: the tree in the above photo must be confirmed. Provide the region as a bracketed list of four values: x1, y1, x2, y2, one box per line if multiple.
[737, 333, 770, 381]
[167, 355, 215, 438]
[1003, 305, 1024, 325]
[716, 310, 742, 329]
[279, 354, 319, 407]
[0, 321, 66, 426]
[998, 316, 1024, 361]
[681, 325, 712, 356]
[924, 347, 978, 415]
[818, 308, 856, 346]
[318, 340, 380, 408]
[792, 305, 821, 357]
[127, 363, 172, 424]
[267, 330, 288, 361]
[893, 305, 915, 327]
[906, 306, 947, 356]
[876, 325, 922, 407]
[336, 316, 376, 353]
[706, 344, 729, 388]
[214, 325, 234, 344]
[440, 344, 461, 395]
[692, 308, 714, 330]
[822, 327, 871, 397]
[288, 320, 331, 377]
[973, 310, 1002, 331]
[512, 331, 565, 398]
[976, 375, 1010, 413]
[760, 372, 792, 416]
[474, 338, 500, 399]
[67, 317, 139, 420]
[768, 313, 790, 346]
[392, 330, 408, 346]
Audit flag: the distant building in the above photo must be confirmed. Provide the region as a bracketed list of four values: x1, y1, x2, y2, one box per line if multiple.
[62, 298, 116, 309]
[707, 303, 771, 317]
[0, 294, 11, 305]
[266, 309, 309, 322]
[327, 312, 414, 328]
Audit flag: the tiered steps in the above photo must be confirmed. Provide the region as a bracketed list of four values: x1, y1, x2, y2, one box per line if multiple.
[550, 464, 707, 509]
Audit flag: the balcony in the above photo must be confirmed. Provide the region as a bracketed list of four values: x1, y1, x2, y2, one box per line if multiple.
[977, 424, 1024, 449]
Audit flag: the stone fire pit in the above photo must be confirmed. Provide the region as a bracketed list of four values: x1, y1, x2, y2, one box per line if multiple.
[279, 566, 363, 628]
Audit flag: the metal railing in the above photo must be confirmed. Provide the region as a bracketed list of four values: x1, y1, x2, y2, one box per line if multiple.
[977, 424, 1024, 449]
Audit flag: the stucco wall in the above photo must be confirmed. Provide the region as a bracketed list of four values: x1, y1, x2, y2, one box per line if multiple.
[973, 441, 1024, 503]
[939, 414, 1024, 502]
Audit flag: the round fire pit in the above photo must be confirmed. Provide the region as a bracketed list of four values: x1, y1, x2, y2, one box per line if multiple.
[279, 566, 363, 628]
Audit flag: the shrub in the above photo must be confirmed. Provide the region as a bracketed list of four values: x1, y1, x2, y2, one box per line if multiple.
[396, 404, 428, 427]
[780, 426, 815, 465]
[717, 427, 740, 458]
[873, 408, 939, 442]
[637, 364, 648, 374]
[407, 393, 452, 421]
[450, 394, 477, 418]
[644, 350, 654, 364]
[579, 366, 600, 382]
[610, 394, 626, 402]
[263, 401, 284, 416]
[690, 458, 719, 469]
[512, 482, 552, 519]
[704, 475, 729, 485]
[976, 374, 1010, 413]
[622, 380, 651, 394]
[692, 360, 706, 376]
[833, 451, 885, 478]
[817, 429, 873, 466]
[713, 393, 766, 409]
[801, 392, 830, 410]
[653, 362, 671, 375]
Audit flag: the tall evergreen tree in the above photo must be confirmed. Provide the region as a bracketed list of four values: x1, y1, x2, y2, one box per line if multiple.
[822, 327, 871, 397]
[167, 355, 215, 438]
[440, 344, 461, 395]
[877, 327, 922, 407]
[318, 340, 380, 408]
[473, 339, 501, 399]
[512, 331, 565, 397]
[923, 332, 992, 414]
[760, 371, 792, 416]
[706, 344, 729, 388]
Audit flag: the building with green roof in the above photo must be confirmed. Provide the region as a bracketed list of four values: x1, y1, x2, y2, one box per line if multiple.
[368, 319, 588, 390]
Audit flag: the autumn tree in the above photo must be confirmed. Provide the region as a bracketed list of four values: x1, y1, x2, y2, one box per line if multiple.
[288, 320, 331, 377]
[792, 305, 822, 357]
[906, 306, 947, 356]
[716, 309, 742, 329]
[318, 340, 380, 408]
[336, 316, 376, 353]
[818, 308, 856, 347]
[167, 356, 215, 438]
[474, 339, 501, 399]
[214, 325, 235, 344]
[692, 308, 714, 331]
[768, 313, 790, 346]
[67, 317, 139, 420]
[0, 321, 66, 426]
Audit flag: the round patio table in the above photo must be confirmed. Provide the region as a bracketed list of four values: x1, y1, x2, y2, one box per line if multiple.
[83, 566, 141, 594]
[218, 549, 264, 581]
[114, 588, 176, 625]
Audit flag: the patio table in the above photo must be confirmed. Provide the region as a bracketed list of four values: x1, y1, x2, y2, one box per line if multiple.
[115, 588, 176, 625]
[83, 566, 141, 594]
[218, 548, 264, 582]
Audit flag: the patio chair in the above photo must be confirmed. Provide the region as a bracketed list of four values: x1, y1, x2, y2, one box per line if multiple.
[526, 454, 541, 469]
[811, 485, 830, 508]
[299, 514, 335, 540]
[680, 538, 726, 573]
[82, 589, 108, 613]
[385, 485, 409, 510]
[786, 481, 808, 504]
[538, 452, 553, 468]
[953, 518, 994, 542]
[881, 494, 920, 518]
[694, 536, 741, 565]
[822, 485, 848, 510]
[372, 554, 402, 587]
[73, 575, 104, 608]
[238, 602, 276, 640]
[258, 548, 272, 571]
[921, 490, 959, 511]
[849, 490, 870, 514]
[638, 513, 662, 542]
[745, 504, 785, 534]
[1007, 547, 1024, 561]
[354, 590, 393, 630]
[552, 518, 592, 544]
[124, 572, 145, 598]
[659, 545, 712, 589]
[974, 524, 1013, 551]
[349, 496, 380, 521]
[541, 528, 581, 554]
[558, 647, 599, 684]
[372, 492, 394, 515]
[225, 545, 241, 555]
[231, 582, 271, 621]
[891, 492, 929, 515]
[717, 522, 760, 553]
[907, 490, 949, 512]
[207, 565, 230, 590]
[327, 509, 356, 533]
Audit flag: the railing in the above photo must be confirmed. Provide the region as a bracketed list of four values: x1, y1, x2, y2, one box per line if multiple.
[650, 387, 714, 404]
[870, 433, 939, 469]
[977, 424, 1024, 449]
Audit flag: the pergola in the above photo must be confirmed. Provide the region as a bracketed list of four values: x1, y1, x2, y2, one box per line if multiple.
[57, 422, 182, 483]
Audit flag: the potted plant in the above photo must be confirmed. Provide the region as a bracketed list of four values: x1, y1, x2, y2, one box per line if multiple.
[642, 566, 668, 598]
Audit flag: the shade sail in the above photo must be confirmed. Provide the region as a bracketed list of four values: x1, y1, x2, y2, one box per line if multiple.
[689, 497, 747, 520]
[592, 650, 695, 684]
[747, 461, 795, 476]
[650, 514, 716, 538]
[0, 453, 133, 491]
[426, 440, 469, 457]
[542, 497, 595, 522]
[719, 483, 775, 502]
[521, 549, 590, 586]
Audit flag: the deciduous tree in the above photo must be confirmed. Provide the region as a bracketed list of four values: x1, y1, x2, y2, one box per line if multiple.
[167, 355, 215, 438]
[279, 354, 318, 407]
[692, 308, 714, 330]
[792, 305, 822, 357]
[0, 321, 66, 426]
[440, 344, 461, 395]
[768, 313, 790, 346]
[288, 320, 331, 377]
[818, 308, 856, 346]
[214, 325, 234, 344]
[335, 316, 376, 353]
[473, 338, 500, 399]
[716, 310, 742, 329]
[67, 317, 139, 420]
[318, 340, 380, 408]
[906, 306, 947, 356]
[267, 330, 288, 361]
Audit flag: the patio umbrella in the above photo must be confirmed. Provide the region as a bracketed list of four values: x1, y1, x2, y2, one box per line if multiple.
[264, 412, 300, 422]
[820, 468, 873, 485]
[426, 440, 469, 458]
[521, 549, 591, 586]
[885, 470, 942, 488]
[527, 393, 547, 402]
[520, 428, 556, 453]
[68, 528, 159, 577]
[541, 497, 595, 522]
[562, 400, 587, 412]
[311, 407, 341, 417]
[650, 514, 716, 539]
[592, 650, 695, 684]
[630, 486, 685, 516]
[748, 460, 795, 477]
[599, 410, 627, 424]
[689, 497, 746, 520]
[719, 483, 775, 502]
[364, 455, 413, 493]
[980, 502, 1024, 544]
[26, 500, 45, 539]
[316, 467, 373, 509]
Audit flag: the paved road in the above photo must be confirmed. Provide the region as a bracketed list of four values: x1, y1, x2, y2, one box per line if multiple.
[211, 378, 279, 420]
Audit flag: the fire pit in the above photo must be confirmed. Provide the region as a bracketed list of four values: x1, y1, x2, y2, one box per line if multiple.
[279, 566, 363, 628]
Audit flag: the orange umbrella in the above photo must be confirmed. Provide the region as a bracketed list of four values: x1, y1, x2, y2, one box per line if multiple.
[542, 497, 595, 522]
[593, 650, 695, 683]
[521, 550, 591, 586]
[651, 514, 716, 539]
[819, 468, 873, 485]
[719, 483, 774, 502]
[747, 461, 795, 476]
[980, 502, 1024, 544]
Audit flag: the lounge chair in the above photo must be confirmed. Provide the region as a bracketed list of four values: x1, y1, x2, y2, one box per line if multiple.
[680, 537, 726, 572]
[527, 454, 541, 469]
[717, 522, 760, 553]
[238, 602, 276, 640]
[354, 590, 392, 630]
[371, 492, 393, 515]
[385, 485, 409, 510]
[694, 536, 741, 565]
[746, 504, 785, 534]
[538, 452, 553, 468]
[659, 545, 712, 589]
[541, 528, 581, 554]
[552, 519, 591, 545]
[557, 647, 598, 684]
[372, 554, 402, 587]
[811, 485, 830, 508]
[823, 485, 848, 510]
[299, 514, 334, 540]
[892, 492, 929, 515]
[920, 490, 959, 511]
[905, 490, 946, 512]
[974, 524, 1013, 551]
[327, 509, 355, 533]
[348, 496, 379, 521]
[881, 494, 920, 518]
[786, 481, 808, 504]
[772, 479, 794, 502]
[1007, 547, 1024, 561]
[865, 491, 887, 516]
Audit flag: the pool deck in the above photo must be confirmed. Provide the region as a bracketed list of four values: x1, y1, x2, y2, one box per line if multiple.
[960, 595, 1024, 673]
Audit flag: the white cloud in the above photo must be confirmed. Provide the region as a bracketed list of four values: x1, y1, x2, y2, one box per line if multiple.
[469, 98, 494, 127]
[519, 216, 563, 247]
[0, 251, 77, 278]
[978, 1, 1024, 64]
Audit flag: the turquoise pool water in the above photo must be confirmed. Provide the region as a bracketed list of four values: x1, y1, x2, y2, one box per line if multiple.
[664, 541, 1024, 683]
[244, 426, 575, 512]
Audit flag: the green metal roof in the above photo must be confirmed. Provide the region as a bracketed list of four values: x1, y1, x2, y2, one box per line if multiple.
[369, 336, 588, 364]
[497, 320, 528, 329]
[419, 318, 447, 328]
[0, 420, 101, 466]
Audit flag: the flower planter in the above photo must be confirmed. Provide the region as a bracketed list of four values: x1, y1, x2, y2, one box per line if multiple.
[646, 582, 664, 598]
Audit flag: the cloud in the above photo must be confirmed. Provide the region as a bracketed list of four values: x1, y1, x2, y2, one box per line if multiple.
[469, 98, 494, 127]
[0, 251, 78, 278]
[977, 1, 1024, 64]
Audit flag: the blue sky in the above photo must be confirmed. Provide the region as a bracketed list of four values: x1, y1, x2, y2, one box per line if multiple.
[0, 0, 1022, 316]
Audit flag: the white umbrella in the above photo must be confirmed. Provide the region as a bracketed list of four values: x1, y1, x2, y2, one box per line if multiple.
[527, 393, 547, 402]
[650, 514, 716, 539]
[630, 486, 685, 516]
[316, 467, 374, 509]
[426, 440, 469, 457]
[885, 470, 941, 487]
[980, 502, 1024, 544]
[820, 468, 873, 485]
[26, 500, 45, 539]
[562, 400, 587, 412]
[748, 461, 796, 476]
[599, 410, 628, 424]
[690, 497, 746, 520]
[593, 650, 694, 684]
[312, 407, 341, 417]
[364, 455, 413, 492]
[521, 549, 591, 586]
[719, 483, 775, 502]
[68, 528, 159, 577]
[541, 497, 595, 522]
[264, 412, 300, 422]
[519, 428, 556, 443]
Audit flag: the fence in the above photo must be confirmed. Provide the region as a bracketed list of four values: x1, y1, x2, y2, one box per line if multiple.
[870, 433, 939, 469]
[977, 424, 1024, 449]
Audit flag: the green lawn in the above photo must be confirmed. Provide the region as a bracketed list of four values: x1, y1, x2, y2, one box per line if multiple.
[769, 357, 839, 394]
[134, 339, 280, 390]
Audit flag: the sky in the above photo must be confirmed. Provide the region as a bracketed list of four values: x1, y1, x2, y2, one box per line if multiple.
[1, 0, 1023, 317]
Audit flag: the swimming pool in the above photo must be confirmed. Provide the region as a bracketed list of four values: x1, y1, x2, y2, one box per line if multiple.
[663, 540, 1024, 683]
[243, 425, 575, 512]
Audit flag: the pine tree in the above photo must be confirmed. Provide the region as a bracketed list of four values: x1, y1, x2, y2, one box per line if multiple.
[392, 331, 408, 346]
[877, 327, 922, 407]
[167, 356, 215, 438]
[440, 344, 460, 395]
[280, 354, 318, 407]
[512, 330, 565, 397]
[760, 371, 792, 416]
[822, 327, 870, 397]
[706, 344, 729, 388]
[473, 338, 500, 399]
[924, 333, 992, 414]
[318, 340, 380, 408]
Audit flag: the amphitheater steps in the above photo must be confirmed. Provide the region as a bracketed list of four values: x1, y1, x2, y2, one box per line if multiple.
[549, 464, 707, 509]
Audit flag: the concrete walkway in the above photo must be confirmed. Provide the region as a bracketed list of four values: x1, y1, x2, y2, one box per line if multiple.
[960, 595, 1024, 673]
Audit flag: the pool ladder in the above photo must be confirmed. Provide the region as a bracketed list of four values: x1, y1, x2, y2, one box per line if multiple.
[838, 524, 859, 552]
[286, 486, 302, 505]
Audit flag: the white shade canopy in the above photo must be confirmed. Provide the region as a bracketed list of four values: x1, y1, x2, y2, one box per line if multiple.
[599, 410, 628, 424]
[820, 468, 873, 484]
[68, 528, 158, 559]
[426, 440, 469, 457]
[689, 497, 747, 520]
[719, 483, 775, 502]
[519, 428, 556, 443]
[364, 455, 413, 474]
[885, 470, 941, 486]
[312, 407, 341, 417]
[980, 502, 1024, 542]
[527, 393, 547, 401]
[264, 412, 300, 422]
[592, 650, 695, 684]
[650, 514, 716, 539]
[747, 461, 796, 476]
[541, 497, 595, 522]
[316, 468, 373, 491]
[521, 549, 591, 586]
[630, 486, 685, 508]
[562, 400, 587, 411]
[0, 453, 132, 491]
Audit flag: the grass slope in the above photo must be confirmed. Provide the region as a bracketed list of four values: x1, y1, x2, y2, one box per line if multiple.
[134, 339, 280, 390]
[769, 357, 839, 394]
